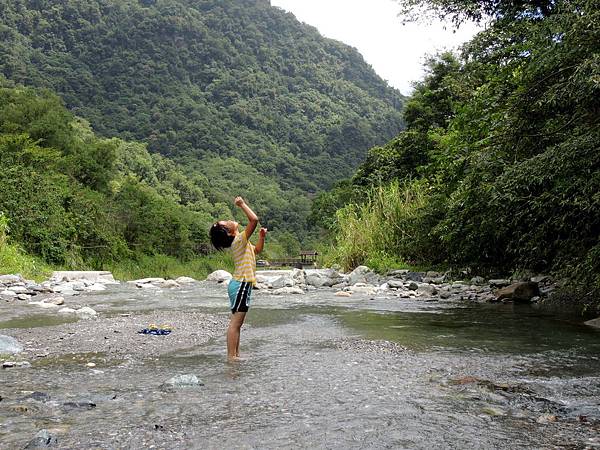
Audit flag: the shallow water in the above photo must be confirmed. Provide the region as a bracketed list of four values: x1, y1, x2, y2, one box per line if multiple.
[1, 283, 599, 449]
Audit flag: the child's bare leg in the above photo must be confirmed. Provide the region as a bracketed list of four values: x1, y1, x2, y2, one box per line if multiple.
[227, 312, 246, 359]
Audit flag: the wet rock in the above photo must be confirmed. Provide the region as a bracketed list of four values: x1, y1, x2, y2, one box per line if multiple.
[495, 282, 540, 302]
[161, 374, 204, 390]
[0, 334, 23, 354]
[0, 289, 17, 298]
[75, 307, 98, 319]
[25, 429, 57, 448]
[58, 307, 76, 314]
[160, 280, 180, 288]
[205, 271, 232, 283]
[17, 293, 32, 301]
[63, 399, 96, 410]
[408, 282, 419, 291]
[46, 296, 65, 306]
[175, 276, 196, 284]
[2, 361, 30, 368]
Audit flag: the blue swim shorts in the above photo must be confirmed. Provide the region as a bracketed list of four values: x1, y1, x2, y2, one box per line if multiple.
[228, 279, 253, 313]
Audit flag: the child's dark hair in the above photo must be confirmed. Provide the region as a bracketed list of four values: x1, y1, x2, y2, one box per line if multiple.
[209, 222, 234, 250]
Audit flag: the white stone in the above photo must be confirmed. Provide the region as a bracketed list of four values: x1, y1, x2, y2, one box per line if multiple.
[161, 280, 180, 288]
[46, 296, 65, 305]
[206, 270, 232, 283]
[348, 265, 373, 285]
[0, 290, 17, 297]
[175, 276, 196, 284]
[17, 294, 32, 301]
[58, 307, 76, 314]
[271, 287, 304, 295]
[86, 283, 106, 291]
[8, 286, 28, 294]
[270, 276, 293, 289]
[38, 302, 59, 309]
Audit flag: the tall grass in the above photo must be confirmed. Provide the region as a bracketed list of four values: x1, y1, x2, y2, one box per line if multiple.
[326, 180, 432, 272]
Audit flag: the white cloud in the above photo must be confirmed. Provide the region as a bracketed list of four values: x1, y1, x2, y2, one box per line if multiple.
[271, 0, 481, 94]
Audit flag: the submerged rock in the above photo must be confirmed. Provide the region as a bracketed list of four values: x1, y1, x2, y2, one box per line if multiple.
[162, 374, 204, 390]
[0, 335, 23, 354]
[25, 429, 57, 448]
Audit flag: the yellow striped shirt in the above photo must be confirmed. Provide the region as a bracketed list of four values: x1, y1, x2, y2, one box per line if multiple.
[231, 232, 256, 285]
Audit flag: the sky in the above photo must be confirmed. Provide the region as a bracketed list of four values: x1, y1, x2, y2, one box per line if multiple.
[270, 0, 481, 95]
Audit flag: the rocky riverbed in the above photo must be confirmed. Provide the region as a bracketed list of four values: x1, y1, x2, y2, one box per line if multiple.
[1, 268, 600, 449]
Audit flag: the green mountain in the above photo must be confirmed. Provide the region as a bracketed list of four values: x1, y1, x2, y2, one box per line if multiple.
[0, 0, 404, 197]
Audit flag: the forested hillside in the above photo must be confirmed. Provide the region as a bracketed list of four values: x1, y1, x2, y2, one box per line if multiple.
[317, 0, 599, 307]
[0, 0, 404, 195]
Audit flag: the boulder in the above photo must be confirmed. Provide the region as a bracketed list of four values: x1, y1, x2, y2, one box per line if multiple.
[292, 268, 305, 286]
[0, 335, 23, 354]
[335, 291, 352, 297]
[387, 279, 405, 289]
[58, 307, 77, 314]
[46, 296, 65, 306]
[471, 276, 486, 285]
[0, 289, 17, 297]
[494, 282, 540, 302]
[270, 275, 293, 289]
[304, 269, 343, 288]
[408, 282, 419, 291]
[205, 271, 232, 283]
[0, 274, 24, 284]
[347, 266, 373, 285]
[24, 429, 58, 449]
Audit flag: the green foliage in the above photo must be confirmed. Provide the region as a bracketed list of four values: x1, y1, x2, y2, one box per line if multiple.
[324, 0, 599, 297]
[0, 0, 405, 241]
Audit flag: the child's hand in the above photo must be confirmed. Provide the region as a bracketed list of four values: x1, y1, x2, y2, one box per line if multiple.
[234, 196, 245, 207]
[259, 227, 267, 238]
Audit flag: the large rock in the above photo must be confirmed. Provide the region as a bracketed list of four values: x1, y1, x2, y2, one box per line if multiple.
[175, 276, 196, 284]
[292, 268, 305, 286]
[75, 307, 98, 319]
[50, 271, 117, 284]
[270, 275, 294, 289]
[0, 335, 23, 354]
[24, 429, 57, 448]
[0, 274, 24, 284]
[347, 266, 374, 285]
[304, 269, 344, 288]
[495, 282, 540, 302]
[271, 287, 304, 295]
[206, 270, 232, 283]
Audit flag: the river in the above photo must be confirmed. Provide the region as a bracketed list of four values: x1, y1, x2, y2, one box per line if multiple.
[1, 282, 599, 449]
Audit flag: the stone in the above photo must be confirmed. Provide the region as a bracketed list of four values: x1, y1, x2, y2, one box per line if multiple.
[2, 361, 30, 369]
[408, 282, 418, 291]
[17, 294, 32, 301]
[536, 414, 558, 424]
[161, 280, 180, 288]
[270, 275, 293, 289]
[25, 429, 57, 448]
[387, 279, 405, 289]
[271, 287, 304, 295]
[206, 270, 232, 283]
[8, 285, 28, 294]
[85, 283, 106, 291]
[50, 271, 118, 284]
[304, 269, 343, 288]
[162, 374, 204, 389]
[417, 285, 438, 296]
[0, 335, 23, 354]
[335, 291, 352, 297]
[291, 268, 305, 286]
[0, 289, 17, 297]
[387, 269, 409, 278]
[489, 279, 511, 287]
[531, 275, 549, 283]
[347, 265, 372, 285]
[348, 285, 377, 294]
[175, 276, 196, 284]
[37, 302, 59, 309]
[404, 272, 425, 282]
[75, 307, 98, 319]
[495, 282, 540, 302]
[58, 308, 76, 314]
[46, 297, 65, 306]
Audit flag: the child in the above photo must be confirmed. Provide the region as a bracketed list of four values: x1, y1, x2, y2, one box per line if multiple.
[209, 196, 267, 360]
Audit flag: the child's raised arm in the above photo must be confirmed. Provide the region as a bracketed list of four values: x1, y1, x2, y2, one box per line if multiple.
[234, 196, 258, 240]
[255, 227, 267, 254]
